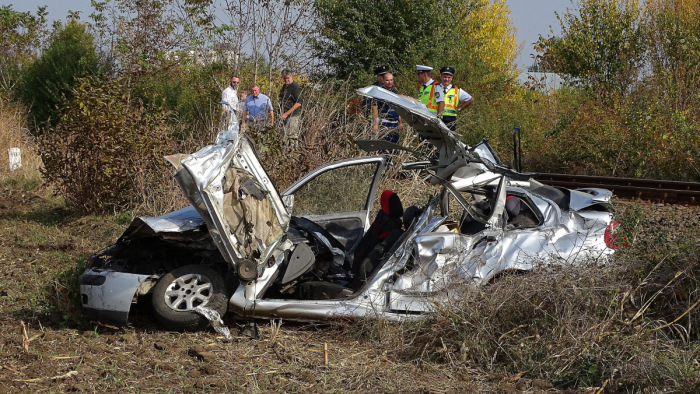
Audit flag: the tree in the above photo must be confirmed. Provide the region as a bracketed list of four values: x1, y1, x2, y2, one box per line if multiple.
[16, 21, 99, 134]
[643, 0, 700, 107]
[0, 5, 48, 96]
[536, 0, 644, 96]
[458, 0, 519, 82]
[438, 0, 519, 94]
[91, 0, 189, 75]
[311, 0, 448, 80]
[216, 0, 317, 85]
[311, 0, 519, 100]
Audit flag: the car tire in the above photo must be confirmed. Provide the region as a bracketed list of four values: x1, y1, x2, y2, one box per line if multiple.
[151, 265, 228, 331]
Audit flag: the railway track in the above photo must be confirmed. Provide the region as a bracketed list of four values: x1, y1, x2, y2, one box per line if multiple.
[534, 173, 700, 206]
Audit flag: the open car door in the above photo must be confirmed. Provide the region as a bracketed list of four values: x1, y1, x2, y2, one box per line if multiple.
[281, 156, 388, 252]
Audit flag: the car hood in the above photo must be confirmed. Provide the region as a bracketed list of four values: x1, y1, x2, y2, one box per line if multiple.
[356, 86, 530, 186]
[357, 85, 473, 183]
[165, 127, 290, 269]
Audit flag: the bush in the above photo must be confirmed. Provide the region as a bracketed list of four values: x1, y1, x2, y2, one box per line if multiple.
[249, 79, 371, 191]
[38, 76, 179, 213]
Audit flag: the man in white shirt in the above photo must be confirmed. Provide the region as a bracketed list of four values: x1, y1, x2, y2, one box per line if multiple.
[221, 76, 240, 113]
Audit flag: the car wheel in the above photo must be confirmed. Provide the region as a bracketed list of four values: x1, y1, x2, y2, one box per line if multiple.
[151, 265, 228, 331]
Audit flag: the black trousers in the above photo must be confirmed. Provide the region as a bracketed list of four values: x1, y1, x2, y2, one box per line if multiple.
[442, 115, 457, 132]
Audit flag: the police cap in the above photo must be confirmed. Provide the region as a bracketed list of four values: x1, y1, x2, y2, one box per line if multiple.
[374, 65, 390, 75]
[440, 66, 455, 76]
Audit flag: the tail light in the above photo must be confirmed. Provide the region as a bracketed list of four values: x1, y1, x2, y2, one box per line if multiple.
[604, 221, 628, 249]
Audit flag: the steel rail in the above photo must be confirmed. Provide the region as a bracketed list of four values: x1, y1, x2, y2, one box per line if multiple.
[534, 173, 700, 205]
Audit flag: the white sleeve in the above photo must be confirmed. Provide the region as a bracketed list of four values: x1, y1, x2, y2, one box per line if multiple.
[221, 89, 228, 109]
[459, 89, 472, 102]
[222, 88, 232, 109]
[433, 87, 445, 103]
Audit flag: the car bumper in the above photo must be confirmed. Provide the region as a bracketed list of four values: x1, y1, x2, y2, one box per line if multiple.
[79, 269, 154, 325]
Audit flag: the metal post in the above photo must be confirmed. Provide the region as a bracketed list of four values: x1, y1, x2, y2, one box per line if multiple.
[516, 127, 522, 173]
[512, 127, 522, 172]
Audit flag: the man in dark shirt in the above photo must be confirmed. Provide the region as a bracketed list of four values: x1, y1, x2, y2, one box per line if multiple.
[361, 65, 389, 121]
[371, 72, 402, 143]
[279, 69, 303, 146]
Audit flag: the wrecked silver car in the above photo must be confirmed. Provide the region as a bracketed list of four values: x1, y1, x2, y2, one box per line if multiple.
[80, 86, 620, 330]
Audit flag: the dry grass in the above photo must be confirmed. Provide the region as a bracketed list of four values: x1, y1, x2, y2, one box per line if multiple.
[0, 99, 42, 184]
[346, 203, 700, 391]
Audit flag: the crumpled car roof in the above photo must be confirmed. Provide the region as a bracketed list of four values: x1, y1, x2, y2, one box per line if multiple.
[356, 85, 531, 186]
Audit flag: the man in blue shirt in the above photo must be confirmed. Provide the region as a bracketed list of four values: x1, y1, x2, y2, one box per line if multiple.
[362, 65, 389, 121]
[371, 72, 403, 143]
[241, 84, 274, 133]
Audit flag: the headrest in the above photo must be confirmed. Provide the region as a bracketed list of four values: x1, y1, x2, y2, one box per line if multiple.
[505, 195, 521, 216]
[380, 190, 403, 218]
[403, 205, 423, 229]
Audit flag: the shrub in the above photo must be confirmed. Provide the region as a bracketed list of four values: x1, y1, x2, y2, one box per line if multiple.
[38, 76, 179, 213]
[249, 79, 371, 191]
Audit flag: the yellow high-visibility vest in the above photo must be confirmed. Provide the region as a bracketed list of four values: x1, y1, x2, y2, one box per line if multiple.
[442, 86, 460, 116]
[419, 82, 440, 114]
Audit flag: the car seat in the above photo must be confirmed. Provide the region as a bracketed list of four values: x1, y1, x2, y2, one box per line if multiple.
[350, 190, 404, 288]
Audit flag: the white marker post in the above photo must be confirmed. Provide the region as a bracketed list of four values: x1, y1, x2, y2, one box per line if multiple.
[8, 148, 21, 171]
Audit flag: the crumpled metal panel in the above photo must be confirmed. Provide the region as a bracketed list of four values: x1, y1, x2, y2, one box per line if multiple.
[119, 206, 206, 241]
[569, 188, 613, 211]
[393, 213, 613, 300]
[80, 269, 153, 324]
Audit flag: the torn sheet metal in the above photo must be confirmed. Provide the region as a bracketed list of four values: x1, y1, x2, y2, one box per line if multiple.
[195, 306, 233, 340]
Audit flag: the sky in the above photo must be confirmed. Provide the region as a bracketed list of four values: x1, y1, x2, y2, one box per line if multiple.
[7, 0, 573, 71]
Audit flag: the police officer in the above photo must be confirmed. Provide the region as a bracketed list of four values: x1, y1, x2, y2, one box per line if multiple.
[436, 66, 473, 132]
[363, 65, 391, 120]
[416, 65, 442, 115]
[371, 72, 402, 143]
[373, 65, 390, 86]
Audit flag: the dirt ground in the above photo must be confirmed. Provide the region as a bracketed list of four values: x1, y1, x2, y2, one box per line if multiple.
[1, 187, 698, 393]
[0, 187, 502, 393]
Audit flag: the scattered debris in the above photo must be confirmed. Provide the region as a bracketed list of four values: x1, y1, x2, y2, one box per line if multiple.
[194, 306, 232, 340]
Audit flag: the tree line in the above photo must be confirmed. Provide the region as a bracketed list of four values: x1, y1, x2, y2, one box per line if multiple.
[0, 0, 697, 213]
